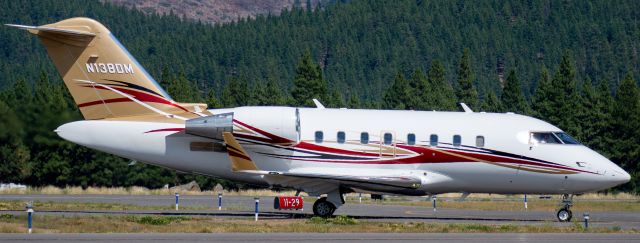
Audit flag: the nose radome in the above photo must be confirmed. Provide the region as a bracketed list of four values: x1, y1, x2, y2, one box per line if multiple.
[618, 169, 631, 184]
[606, 165, 631, 185]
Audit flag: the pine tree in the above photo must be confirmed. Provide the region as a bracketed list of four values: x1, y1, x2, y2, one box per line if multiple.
[591, 81, 614, 153]
[205, 89, 222, 109]
[500, 69, 530, 114]
[382, 72, 409, 110]
[347, 92, 361, 109]
[407, 69, 428, 110]
[610, 73, 640, 177]
[532, 66, 554, 119]
[264, 79, 286, 105]
[291, 51, 327, 107]
[481, 90, 503, 112]
[0, 98, 29, 183]
[426, 60, 456, 111]
[455, 49, 478, 109]
[550, 52, 582, 138]
[327, 89, 345, 108]
[250, 82, 269, 106]
[221, 77, 250, 107]
[166, 72, 201, 103]
[252, 79, 286, 106]
[577, 80, 613, 154]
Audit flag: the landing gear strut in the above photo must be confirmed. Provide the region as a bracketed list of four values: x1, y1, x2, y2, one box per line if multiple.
[556, 194, 573, 222]
[312, 197, 336, 217]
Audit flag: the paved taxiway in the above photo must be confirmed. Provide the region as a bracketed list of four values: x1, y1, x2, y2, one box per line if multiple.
[1, 194, 639, 229]
[1, 233, 639, 243]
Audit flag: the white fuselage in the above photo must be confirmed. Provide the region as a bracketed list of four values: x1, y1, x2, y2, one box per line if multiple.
[56, 106, 630, 195]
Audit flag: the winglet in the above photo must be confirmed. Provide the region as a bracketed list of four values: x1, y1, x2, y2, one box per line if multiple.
[222, 132, 259, 172]
[312, 99, 325, 109]
[459, 103, 473, 113]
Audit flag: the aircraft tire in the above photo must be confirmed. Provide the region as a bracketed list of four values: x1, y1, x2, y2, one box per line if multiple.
[557, 208, 572, 222]
[313, 197, 336, 217]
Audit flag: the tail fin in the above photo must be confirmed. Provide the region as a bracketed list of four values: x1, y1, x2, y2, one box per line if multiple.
[7, 18, 205, 120]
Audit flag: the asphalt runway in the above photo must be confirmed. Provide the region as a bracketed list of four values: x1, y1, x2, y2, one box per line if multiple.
[0, 233, 639, 243]
[1, 194, 639, 229]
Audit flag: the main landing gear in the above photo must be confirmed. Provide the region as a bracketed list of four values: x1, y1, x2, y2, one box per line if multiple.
[556, 194, 573, 222]
[312, 189, 344, 217]
[312, 197, 336, 217]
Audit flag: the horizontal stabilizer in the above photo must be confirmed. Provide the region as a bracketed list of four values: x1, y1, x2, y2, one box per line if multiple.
[5, 24, 96, 37]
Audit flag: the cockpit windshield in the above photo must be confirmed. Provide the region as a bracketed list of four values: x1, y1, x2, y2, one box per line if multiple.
[531, 132, 561, 144]
[530, 132, 580, 145]
[553, 132, 580, 144]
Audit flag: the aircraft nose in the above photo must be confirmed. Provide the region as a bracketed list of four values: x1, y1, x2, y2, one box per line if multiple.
[617, 169, 631, 184]
[606, 166, 631, 186]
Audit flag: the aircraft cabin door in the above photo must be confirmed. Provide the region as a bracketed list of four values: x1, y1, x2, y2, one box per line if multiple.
[379, 131, 396, 157]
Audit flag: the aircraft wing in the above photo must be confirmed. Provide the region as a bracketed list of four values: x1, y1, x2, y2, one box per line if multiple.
[222, 132, 423, 195]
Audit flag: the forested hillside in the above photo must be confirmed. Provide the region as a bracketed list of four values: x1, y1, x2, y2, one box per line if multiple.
[105, 0, 328, 24]
[0, 0, 639, 192]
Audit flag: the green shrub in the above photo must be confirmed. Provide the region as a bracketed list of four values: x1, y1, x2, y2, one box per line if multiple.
[308, 216, 329, 224]
[131, 216, 186, 225]
[332, 215, 358, 225]
[0, 214, 14, 220]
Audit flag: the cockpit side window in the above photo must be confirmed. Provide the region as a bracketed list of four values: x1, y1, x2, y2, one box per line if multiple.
[530, 132, 561, 144]
[554, 132, 580, 145]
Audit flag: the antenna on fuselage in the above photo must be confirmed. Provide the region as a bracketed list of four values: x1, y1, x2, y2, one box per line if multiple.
[459, 103, 473, 113]
[312, 99, 325, 109]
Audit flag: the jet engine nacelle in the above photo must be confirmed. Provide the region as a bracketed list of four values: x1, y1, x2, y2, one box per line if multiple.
[228, 107, 300, 144]
[185, 112, 233, 141]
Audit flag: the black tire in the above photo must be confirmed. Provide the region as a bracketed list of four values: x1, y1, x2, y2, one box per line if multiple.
[312, 197, 336, 217]
[557, 208, 573, 222]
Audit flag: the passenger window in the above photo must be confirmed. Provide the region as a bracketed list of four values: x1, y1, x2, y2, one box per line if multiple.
[315, 131, 323, 143]
[407, 133, 416, 145]
[360, 132, 369, 144]
[476, 136, 485, 148]
[383, 133, 393, 145]
[337, 131, 345, 144]
[430, 134, 438, 146]
[530, 132, 561, 144]
[453, 135, 461, 147]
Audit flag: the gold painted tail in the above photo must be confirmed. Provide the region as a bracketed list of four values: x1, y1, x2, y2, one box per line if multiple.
[7, 18, 205, 120]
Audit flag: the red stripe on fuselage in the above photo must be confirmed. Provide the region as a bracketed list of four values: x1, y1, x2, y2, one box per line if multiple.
[295, 142, 384, 157]
[233, 119, 293, 144]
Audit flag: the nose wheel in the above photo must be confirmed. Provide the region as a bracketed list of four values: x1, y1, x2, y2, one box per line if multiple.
[557, 207, 573, 222]
[556, 194, 573, 222]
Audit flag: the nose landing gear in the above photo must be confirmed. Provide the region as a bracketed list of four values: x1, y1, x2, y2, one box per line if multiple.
[556, 194, 573, 222]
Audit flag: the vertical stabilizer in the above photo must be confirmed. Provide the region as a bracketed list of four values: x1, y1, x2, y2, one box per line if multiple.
[7, 18, 204, 120]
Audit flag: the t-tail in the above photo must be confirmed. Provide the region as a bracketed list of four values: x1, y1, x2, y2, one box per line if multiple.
[6, 17, 205, 120]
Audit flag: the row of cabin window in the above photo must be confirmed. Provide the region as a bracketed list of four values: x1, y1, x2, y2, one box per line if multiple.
[314, 131, 485, 148]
